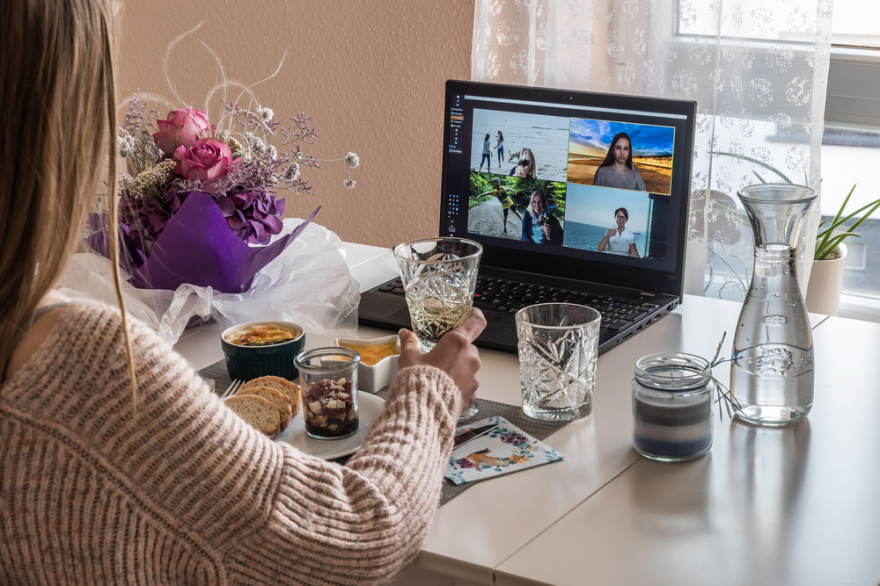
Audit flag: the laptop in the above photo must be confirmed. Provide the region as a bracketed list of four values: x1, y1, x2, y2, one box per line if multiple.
[358, 80, 697, 354]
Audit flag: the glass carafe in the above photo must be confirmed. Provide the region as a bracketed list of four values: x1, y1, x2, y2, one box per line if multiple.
[731, 184, 818, 426]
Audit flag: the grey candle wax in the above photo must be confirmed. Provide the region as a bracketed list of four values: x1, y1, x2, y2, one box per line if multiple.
[632, 353, 714, 462]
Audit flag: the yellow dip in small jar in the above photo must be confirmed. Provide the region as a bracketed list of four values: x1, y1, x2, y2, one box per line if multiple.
[338, 340, 399, 366]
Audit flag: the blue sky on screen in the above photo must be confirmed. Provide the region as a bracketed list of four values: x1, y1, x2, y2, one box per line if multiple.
[565, 184, 651, 229]
[569, 119, 674, 158]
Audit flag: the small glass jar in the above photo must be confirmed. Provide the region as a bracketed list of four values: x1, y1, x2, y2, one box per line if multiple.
[295, 347, 360, 440]
[632, 353, 714, 462]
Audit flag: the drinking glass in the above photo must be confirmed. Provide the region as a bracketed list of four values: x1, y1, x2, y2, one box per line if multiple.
[516, 303, 600, 421]
[393, 237, 482, 420]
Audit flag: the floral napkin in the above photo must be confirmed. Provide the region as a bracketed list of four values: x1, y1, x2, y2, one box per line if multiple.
[445, 416, 565, 485]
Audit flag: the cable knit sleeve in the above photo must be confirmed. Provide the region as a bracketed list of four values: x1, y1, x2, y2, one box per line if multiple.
[0, 300, 461, 586]
[229, 366, 461, 585]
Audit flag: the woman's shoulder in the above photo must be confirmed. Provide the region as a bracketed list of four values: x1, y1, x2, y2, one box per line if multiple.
[33, 298, 171, 369]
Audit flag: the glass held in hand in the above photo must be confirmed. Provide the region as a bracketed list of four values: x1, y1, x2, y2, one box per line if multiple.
[393, 237, 482, 420]
[392, 237, 483, 351]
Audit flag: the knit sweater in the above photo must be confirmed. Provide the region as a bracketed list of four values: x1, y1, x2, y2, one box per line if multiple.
[0, 300, 461, 585]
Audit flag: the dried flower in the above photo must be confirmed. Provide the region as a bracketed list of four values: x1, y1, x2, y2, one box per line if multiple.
[267, 146, 278, 160]
[284, 162, 300, 181]
[118, 135, 136, 156]
[216, 129, 230, 141]
[120, 173, 134, 189]
[130, 160, 176, 200]
[344, 179, 356, 189]
[226, 136, 244, 156]
[257, 106, 274, 122]
[251, 136, 266, 155]
[344, 152, 359, 169]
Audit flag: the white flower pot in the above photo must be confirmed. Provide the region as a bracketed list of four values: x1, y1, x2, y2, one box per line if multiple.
[805, 243, 847, 316]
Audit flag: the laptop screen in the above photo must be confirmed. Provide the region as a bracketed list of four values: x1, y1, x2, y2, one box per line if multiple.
[440, 81, 696, 296]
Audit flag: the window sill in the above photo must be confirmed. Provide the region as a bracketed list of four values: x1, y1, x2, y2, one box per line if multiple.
[838, 293, 880, 324]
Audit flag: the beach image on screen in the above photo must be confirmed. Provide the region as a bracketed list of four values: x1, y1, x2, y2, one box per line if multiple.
[470, 109, 570, 182]
[467, 172, 567, 243]
[567, 119, 674, 195]
[562, 184, 651, 258]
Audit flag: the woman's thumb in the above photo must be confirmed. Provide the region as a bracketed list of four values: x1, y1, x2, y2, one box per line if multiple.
[398, 329, 422, 357]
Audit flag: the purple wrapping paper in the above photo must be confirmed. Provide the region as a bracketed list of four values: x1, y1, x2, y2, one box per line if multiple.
[122, 191, 319, 293]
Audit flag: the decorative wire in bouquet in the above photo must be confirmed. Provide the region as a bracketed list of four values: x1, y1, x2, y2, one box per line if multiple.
[88, 21, 360, 294]
[69, 24, 362, 345]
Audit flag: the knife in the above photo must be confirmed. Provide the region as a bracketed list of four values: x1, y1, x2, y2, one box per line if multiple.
[453, 423, 498, 450]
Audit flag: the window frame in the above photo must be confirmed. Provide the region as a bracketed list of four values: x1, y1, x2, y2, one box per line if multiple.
[672, 4, 880, 316]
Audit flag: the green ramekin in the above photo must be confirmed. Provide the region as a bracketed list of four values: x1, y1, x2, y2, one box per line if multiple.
[221, 321, 305, 382]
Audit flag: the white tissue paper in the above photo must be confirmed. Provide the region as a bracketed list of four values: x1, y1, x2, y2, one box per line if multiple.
[58, 219, 361, 346]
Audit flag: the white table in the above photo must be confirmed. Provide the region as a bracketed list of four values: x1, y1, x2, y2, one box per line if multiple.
[175, 243, 878, 586]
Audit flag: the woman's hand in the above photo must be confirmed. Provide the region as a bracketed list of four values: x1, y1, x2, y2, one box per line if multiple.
[398, 309, 487, 413]
[606, 228, 616, 238]
[543, 223, 552, 238]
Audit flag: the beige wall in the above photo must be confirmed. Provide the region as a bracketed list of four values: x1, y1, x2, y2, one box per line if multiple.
[116, 0, 474, 248]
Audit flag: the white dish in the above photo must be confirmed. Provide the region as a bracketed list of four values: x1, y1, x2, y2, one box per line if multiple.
[335, 335, 401, 393]
[275, 392, 385, 460]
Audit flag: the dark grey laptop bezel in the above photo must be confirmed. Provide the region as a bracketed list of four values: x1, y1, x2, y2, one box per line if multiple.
[439, 80, 697, 300]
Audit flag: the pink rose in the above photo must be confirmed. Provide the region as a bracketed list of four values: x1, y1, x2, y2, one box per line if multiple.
[152, 107, 210, 155]
[173, 138, 233, 182]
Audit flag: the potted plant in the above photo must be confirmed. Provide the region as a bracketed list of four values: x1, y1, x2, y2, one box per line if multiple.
[805, 185, 880, 316]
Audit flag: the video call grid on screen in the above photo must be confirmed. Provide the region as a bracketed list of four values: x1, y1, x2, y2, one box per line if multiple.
[446, 93, 691, 274]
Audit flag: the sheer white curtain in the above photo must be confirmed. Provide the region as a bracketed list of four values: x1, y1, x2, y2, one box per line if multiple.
[472, 0, 832, 300]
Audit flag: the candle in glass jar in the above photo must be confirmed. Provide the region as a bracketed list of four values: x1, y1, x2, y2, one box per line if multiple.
[632, 353, 714, 462]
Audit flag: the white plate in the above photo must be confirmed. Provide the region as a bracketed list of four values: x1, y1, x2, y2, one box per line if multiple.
[275, 392, 385, 460]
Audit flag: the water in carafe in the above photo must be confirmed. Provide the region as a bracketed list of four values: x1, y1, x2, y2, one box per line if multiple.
[731, 185, 817, 426]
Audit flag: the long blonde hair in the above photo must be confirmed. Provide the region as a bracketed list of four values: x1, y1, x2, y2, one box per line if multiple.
[520, 148, 537, 179]
[0, 0, 136, 412]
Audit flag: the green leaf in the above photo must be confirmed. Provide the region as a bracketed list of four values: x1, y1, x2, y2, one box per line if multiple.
[816, 232, 860, 260]
[818, 184, 857, 253]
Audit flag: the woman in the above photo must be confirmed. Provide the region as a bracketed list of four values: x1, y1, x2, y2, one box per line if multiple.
[495, 131, 505, 166]
[520, 190, 563, 245]
[510, 147, 537, 179]
[479, 132, 492, 172]
[593, 133, 647, 191]
[0, 2, 485, 584]
[474, 178, 523, 234]
[598, 207, 641, 257]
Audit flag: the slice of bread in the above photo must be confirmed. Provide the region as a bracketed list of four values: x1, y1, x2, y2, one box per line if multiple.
[242, 376, 302, 416]
[239, 386, 293, 431]
[225, 395, 281, 439]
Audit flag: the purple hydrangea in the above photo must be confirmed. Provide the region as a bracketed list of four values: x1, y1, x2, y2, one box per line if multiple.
[216, 191, 286, 244]
[500, 432, 528, 446]
[119, 186, 184, 262]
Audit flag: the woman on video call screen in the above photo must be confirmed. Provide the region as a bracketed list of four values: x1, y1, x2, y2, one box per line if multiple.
[593, 132, 647, 192]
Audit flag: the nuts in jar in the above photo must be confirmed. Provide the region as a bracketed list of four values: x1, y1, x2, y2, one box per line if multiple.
[304, 378, 359, 438]
[295, 347, 361, 441]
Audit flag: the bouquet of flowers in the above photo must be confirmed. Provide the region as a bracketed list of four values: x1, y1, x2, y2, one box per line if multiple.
[101, 94, 359, 293]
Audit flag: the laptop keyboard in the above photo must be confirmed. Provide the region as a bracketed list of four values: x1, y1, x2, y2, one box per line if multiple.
[375, 277, 660, 333]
